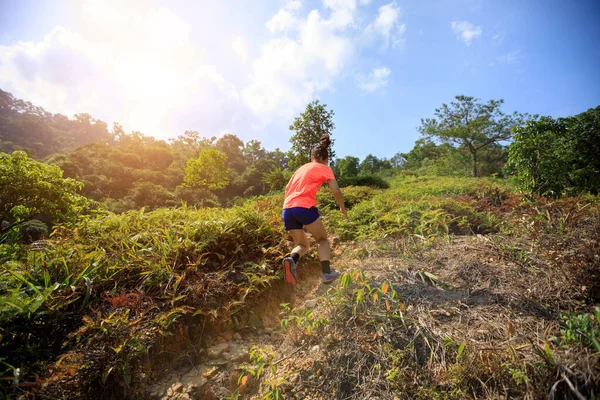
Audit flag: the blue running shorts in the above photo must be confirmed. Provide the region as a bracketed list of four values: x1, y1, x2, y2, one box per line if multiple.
[282, 207, 320, 230]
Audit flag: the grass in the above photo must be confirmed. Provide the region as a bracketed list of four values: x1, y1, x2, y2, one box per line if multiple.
[317, 176, 509, 241]
[236, 176, 600, 400]
[0, 204, 286, 398]
[2, 175, 600, 399]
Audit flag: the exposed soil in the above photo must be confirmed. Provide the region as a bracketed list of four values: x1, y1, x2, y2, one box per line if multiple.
[145, 260, 327, 399]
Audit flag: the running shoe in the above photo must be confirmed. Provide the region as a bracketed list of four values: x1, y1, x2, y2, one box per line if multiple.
[322, 269, 341, 284]
[283, 257, 297, 285]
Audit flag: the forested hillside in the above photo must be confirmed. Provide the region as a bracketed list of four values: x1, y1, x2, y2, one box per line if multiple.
[0, 89, 111, 158]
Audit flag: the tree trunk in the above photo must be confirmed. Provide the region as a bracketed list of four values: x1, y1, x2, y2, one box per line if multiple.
[472, 151, 478, 177]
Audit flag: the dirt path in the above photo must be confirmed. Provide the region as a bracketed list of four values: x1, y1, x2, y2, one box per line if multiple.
[147, 234, 598, 399]
[146, 261, 328, 399]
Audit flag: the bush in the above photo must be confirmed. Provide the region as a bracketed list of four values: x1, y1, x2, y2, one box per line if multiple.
[317, 186, 379, 211]
[0, 151, 91, 241]
[507, 107, 600, 197]
[339, 173, 389, 189]
[20, 219, 48, 242]
[0, 204, 284, 397]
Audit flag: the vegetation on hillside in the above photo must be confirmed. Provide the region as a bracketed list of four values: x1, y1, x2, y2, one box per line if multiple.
[1, 90, 599, 399]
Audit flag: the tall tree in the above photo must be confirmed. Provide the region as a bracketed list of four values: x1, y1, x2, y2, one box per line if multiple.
[182, 149, 229, 190]
[337, 156, 360, 178]
[289, 100, 335, 168]
[419, 95, 525, 177]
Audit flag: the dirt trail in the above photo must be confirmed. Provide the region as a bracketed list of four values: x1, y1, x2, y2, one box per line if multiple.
[147, 233, 596, 399]
[146, 261, 327, 399]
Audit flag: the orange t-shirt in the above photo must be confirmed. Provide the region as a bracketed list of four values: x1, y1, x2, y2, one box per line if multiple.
[283, 162, 335, 209]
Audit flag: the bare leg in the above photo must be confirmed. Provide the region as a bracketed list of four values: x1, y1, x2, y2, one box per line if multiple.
[303, 217, 329, 262]
[288, 229, 309, 258]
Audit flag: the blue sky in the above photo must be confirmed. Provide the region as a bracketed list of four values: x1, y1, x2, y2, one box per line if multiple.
[1, 0, 599, 160]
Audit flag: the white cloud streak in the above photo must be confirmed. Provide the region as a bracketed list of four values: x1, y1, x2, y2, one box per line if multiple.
[357, 66, 391, 92]
[451, 20, 482, 45]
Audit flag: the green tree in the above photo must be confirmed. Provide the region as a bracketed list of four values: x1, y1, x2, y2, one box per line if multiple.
[360, 154, 390, 174]
[0, 151, 89, 235]
[183, 149, 230, 190]
[215, 133, 245, 173]
[243, 139, 267, 163]
[337, 156, 360, 178]
[507, 106, 600, 196]
[289, 100, 335, 168]
[125, 182, 174, 209]
[419, 95, 525, 177]
[262, 167, 292, 192]
[266, 148, 289, 170]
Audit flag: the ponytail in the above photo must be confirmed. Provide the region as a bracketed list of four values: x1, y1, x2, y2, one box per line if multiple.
[312, 135, 331, 162]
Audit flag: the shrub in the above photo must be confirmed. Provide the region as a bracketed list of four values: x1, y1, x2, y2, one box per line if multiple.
[20, 219, 48, 242]
[339, 173, 389, 189]
[507, 107, 600, 197]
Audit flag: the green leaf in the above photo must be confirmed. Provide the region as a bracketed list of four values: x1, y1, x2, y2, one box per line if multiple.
[457, 342, 466, 357]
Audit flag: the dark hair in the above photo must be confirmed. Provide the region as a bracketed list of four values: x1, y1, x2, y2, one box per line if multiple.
[312, 135, 331, 163]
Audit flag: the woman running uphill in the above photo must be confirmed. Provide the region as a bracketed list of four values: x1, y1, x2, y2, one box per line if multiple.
[282, 135, 347, 285]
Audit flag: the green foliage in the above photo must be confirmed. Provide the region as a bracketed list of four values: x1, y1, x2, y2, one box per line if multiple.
[0, 204, 284, 395]
[183, 148, 230, 190]
[322, 176, 504, 240]
[397, 138, 508, 177]
[289, 100, 335, 168]
[0, 151, 90, 236]
[339, 172, 390, 188]
[360, 154, 391, 174]
[279, 303, 329, 335]
[125, 181, 174, 209]
[20, 219, 48, 242]
[507, 107, 600, 197]
[419, 95, 525, 177]
[0, 89, 111, 158]
[317, 186, 379, 211]
[173, 185, 220, 208]
[237, 345, 286, 400]
[553, 307, 600, 353]
[337, 155, 360, 179]
[262, 167, 292, 192]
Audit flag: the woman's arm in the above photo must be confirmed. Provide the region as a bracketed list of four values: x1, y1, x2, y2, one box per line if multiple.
[327, 179, 347, 218]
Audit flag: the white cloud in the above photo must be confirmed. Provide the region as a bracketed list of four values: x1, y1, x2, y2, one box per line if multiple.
[0, 27, 117, 118]
[359, 0, 372, 4]
[357, 66, 390, 92]
[451, 20, 482, 46]
[0, 0, 407, 141]
[0, 1, 239, 139]
[243, 7, 355, 121]
[375, 2, 400, 37]
[323, 0, 357, 29]
[492, 33, 504, 45]
[231, 36, 248, 64]
[266, 9, 299, 33]
[286, 0, 302, 11]
[364, 2, 406, 49]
